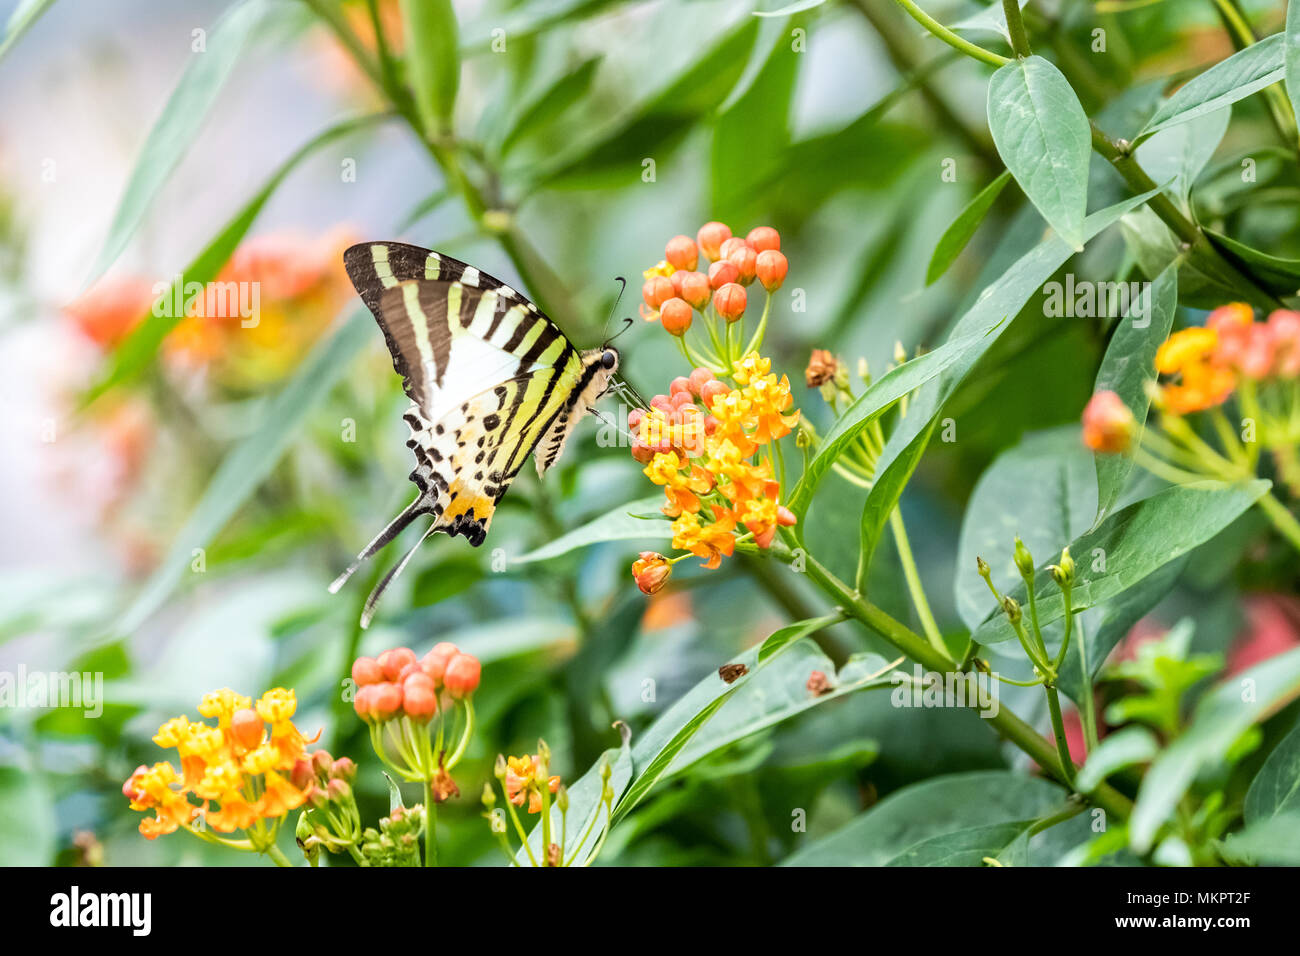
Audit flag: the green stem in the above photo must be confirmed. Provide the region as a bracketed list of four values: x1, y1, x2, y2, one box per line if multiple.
[1002, 0, 1031, 58]
[1044, 685, 1077, 786]
[422, 778, 437, 866]
[887, 507, 949, 659]
[1076, 616, 1100, 753]
[892, 0, 1010, 68]
[1256, 490, 1300, 554]
[264, 843, 294, 867]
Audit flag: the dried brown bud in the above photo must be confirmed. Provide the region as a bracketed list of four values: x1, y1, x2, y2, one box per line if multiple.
[805, 349, 841, 388]
[806, 670, 832, 696]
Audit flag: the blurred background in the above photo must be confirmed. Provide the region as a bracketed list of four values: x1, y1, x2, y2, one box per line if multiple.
[1, 0, 1296, 866]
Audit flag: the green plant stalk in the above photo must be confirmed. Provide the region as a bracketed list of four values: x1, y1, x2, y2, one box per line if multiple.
[891, 0, 1010, 69]
[778, 543, 1133, 820]
[1075, 617, 1100, 752]
[423, 779, 438, 866]
[1044, 685, 1077, 786]
[887, 507, 949, 658]
[1256, 490, 1300, 553]
[1002, 0, 1031, 58]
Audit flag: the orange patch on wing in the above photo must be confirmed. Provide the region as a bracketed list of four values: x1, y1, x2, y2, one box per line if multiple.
[443, 486, 495, 524]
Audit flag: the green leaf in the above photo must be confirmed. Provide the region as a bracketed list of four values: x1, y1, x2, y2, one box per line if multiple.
[951, 0, 1029, 41]
[85, 0, 285, 286]
[782, 770, 1065, 866]
[0, 0, 56, 62]
[1286, 2, 1300, 128]
[113, 312, 372, 636]
[787, 327, 994, 516]
[954, 427, 1097, 633]
[497, 56, 601, 156]
[1133, 108, 1229, 209]
[83, 114, 388, 404]
[1244, 718, 1300, 824]
[885, 821, 1033, 866]
[401, 0, 461, 134]
[858, 189, 1160, 580]
[1092, 262, 1178, 523]
[753, 0, 826, 17]
[1130, 647, 1300, 852]
[926, 169, 1012, 285]
[514, 496, 669, 564]
[612, 616, 842, 825]
[758, 610, 848, 662]
[973, 480, 1269, 646]
[1221, 811, 1300, 865]
[1205, 228, 1300, 298]
[1076, 726, 1159, 793]
[987, 55, 1091, 250]
[1139, 32, 1284, 140]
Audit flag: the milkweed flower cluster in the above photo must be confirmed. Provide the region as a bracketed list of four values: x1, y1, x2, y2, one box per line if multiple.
[1082, 303, 1300, 553]
[482, 737, 617, 867]
[629, 224, 800, 590]
[351, 643, 480, 800]
[122, 687, 324, 863]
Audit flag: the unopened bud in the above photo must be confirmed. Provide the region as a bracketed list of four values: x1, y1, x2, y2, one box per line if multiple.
[1013, 537, 1035, 579]
[976, 556, 991, 579]
[1001, 596, 1021, 623]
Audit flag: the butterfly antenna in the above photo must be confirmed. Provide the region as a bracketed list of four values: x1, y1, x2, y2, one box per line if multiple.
[600, 276, 627, 344]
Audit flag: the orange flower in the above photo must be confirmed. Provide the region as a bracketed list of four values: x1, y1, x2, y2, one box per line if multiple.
[1081, 390, 1135, 453]
[1155, 327, 1236, 414]
[63, 277, 155, 348]
[671, 506, 739, 569]
[632, 552, 672, 594]
[504, 755, 561, 814]
[644, 451, 714, 517]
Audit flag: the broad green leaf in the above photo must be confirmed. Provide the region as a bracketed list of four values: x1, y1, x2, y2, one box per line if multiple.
[926, 169, 1012, 286]
[401, 0, 461, 134]
[670, 645, 898, 775]
[1139, 32, 1284, 140]
[988, 55, 1091, 250]
[514, 496, 669, 564]
[1221, 811, 1300, 865]
[753, 0, 826, 17]
[114, 312, 372, 635]
[85, 0, 285, 286]
[1133, 108, 1229, 209]
[1075, 726, 1158, 793]
[1092, 262, 1178, 522]
[498, 56, 601, 156]
[526, 17, 758, 189]
[1244, 718, 1300, 824]
[954, 427, 1097, 633]
[612, 616, 841, 825]
[1130, 647, 1300, 852]
[787, 327, 995, 516]
[758, 610, 848, 662]
[782, 770, 1064, 866]
[973, 480, 1269, 646]
[1206, 228, 1300, 298]
[520, 729, 632, 866]
[885, 821, 1033, 866]
[1287, 2, 1300, 128]
[0, 0, 56, 62]
[858, 190, 1159, 580]
[84, 114, 388, 404]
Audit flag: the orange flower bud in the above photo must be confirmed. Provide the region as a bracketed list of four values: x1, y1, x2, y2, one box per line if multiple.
[327, 777, 352, 802]
[661, 297, 693, 336]
[1081, 390, 1135, 454]
[377, 648, 417, 682]
[330, 757, 356, 780]
[688, 367, 715, 395]
[421, 642, 459, 686]
[697, 221, 732, 262]
[351, 656, 383, 686]
[670, 376, 693, 396]
[714, 283, 746, 323]
[700, 379, 729, 407]
[756, 250, 788, 292]
[1268, 309, 1300, 376]
[370, 682, 404, 721]
[403, 683, 438, 722]
[444, 653, 482, 699]
[727, 244, 758, 285]
[632, 552, 672, 594]
[403, 671, 436, 697]
[312, 750, 334, 776]
[674, 271, 711, 310]
[353, 684, 376, 721]
[665, 234, 698, 271]
[290, 757, 315, 791]
[230, 708, 263, 750]
[642, 275, 674, 310]
[719, 237, 750, 260]
[707, 259, 740, 290]
[746, 226, 780, 253]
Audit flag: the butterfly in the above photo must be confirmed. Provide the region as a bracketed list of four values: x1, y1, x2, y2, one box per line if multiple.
[329, 241, 635, 627]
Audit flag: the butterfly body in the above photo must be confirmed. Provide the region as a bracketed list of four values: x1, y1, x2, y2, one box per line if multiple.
[332, 241, 619, 625]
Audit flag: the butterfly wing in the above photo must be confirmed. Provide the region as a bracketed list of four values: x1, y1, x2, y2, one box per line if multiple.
[333, 242, 588, 625]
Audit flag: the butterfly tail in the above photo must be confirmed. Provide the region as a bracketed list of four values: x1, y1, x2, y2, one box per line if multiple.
[359, 524, 440, 629]
[329, 497, 429, 594]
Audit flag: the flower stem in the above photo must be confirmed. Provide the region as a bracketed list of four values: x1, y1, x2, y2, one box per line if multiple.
[887, 507, 949, 659]
[1044, 685, 1077, 786]
[1256, 490, 1300, 553]
[1002, 0, 1031, 58]
[892, 0, 1010, 68]
[422, 778, 438, 866]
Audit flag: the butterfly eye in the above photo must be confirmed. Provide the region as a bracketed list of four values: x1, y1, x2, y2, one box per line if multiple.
[601, 349, 617, 370]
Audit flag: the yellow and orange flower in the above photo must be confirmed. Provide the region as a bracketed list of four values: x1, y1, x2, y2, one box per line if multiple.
[1155, 326, 1237, 414]
[124, 687, 318, 839]
[504, 755, 561, 814]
